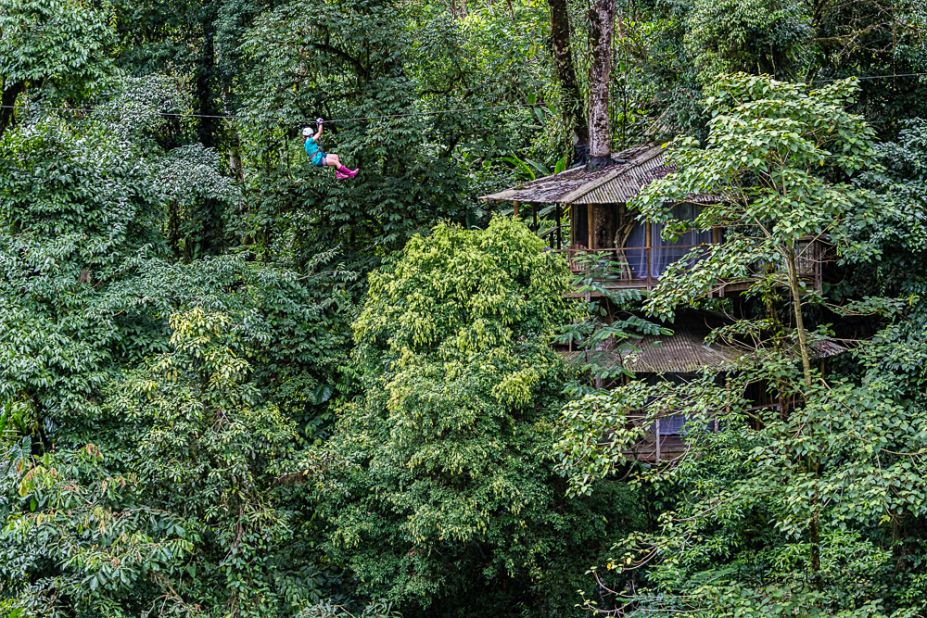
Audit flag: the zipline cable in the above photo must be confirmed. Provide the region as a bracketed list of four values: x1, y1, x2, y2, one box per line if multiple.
[818, 71, 927, 82]
[2, 71, 926, 123]
[0, 98, 577, 123]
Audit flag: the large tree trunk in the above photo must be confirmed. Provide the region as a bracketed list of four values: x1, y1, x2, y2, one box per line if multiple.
[587, 0, 615, 170]
[547, 0, 588, 163]
[0, 81, 24, 139]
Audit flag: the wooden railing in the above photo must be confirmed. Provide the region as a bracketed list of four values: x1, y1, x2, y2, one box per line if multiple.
[560, 244, 713, 290]
[617, 415, 692, 463]
[622, 414, 725, 463]
[560, 238, 824, 292]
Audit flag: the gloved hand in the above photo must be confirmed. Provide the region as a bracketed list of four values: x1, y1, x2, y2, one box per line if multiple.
[316, 117, 325, 125]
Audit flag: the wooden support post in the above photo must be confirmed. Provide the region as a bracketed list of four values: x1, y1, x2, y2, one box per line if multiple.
[655, 418, 661, 462]
[513, 200, 520, 218]
[533, 203, 539, 232]
[713, 227, 721, 298]
[815, 240, 823, 292]
[587, 204, 594, 250]
[555, 204, 563, 249]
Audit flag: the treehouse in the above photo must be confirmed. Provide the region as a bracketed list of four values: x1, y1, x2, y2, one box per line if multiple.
[483, 144, 837, 462]
[482, 144, 824, 293]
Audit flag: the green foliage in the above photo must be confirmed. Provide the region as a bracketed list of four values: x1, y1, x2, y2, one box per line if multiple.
[105, 252, 352, 424]
[814, 0, 927, 133]
[556, 383, 651, 496]
[632, 73, 879, 318]
[156, 144, 240, 259]
[0, 81, 352, 615]
[0, 441, 195, 617]
[556, 251, 670, 395]
[319, 217, 638, 615]
[353, 216, 575, 356]
[603, 0, 927, 135]
[0, 0, 114, 124]
[110, 0, 218, 76]
[110, 308, 304, 615]
[233, 0, 467, 263]
[4, 0, 927, 615]
[0, 116, 162, 433]
[685, 0, 812, 79]
[224, 0, 566, 268]
[853, 118, 927, 290]
[296, 601, 401, 618]
[563, 366, 927, 615]
[0, 0, 111, 80]
[556, 75, 927, 616]
[1, 303, 343, 616]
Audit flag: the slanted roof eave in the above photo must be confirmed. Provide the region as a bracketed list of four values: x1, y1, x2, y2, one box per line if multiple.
[479, 143, 666, 205]
[559, 145, 665, 204]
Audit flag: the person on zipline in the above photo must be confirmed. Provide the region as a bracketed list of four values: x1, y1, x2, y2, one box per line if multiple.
[304, 119, 358, 179]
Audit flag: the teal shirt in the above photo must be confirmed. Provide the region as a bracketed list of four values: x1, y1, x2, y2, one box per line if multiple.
[304, 137, 320, 158]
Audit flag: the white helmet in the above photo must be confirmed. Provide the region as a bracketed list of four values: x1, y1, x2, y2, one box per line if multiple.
[302, 127, 313, 137]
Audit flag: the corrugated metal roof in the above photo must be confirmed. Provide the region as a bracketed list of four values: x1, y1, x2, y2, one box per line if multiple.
[578, 330, 848, 375]
[580, 153, 670, 203]
[624, 329, 745, 374]
[810, 339, 848, 359]
[482, 144, 668, 205]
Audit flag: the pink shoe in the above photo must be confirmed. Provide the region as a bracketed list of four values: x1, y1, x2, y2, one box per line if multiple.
[335, 170, 349, 179]
[347, 167, 359, 177]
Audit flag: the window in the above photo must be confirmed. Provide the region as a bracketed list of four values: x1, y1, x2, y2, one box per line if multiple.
[572, 204, 588, 248]
[656, 414, 687, 436]
[623, 204, 714, 279]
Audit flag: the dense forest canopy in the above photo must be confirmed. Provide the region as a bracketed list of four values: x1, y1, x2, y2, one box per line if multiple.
[1, 0, 927, 616]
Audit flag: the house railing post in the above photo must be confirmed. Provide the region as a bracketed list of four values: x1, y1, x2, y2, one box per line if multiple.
[645, 221, 653, 289]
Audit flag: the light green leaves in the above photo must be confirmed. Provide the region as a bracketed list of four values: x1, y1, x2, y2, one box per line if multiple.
[631, 73, 879, 315]
[320, 217, 619, 610]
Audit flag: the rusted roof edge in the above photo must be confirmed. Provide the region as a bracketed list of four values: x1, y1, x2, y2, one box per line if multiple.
[559, 145, 664, 204]
[479, 143, 665, 204]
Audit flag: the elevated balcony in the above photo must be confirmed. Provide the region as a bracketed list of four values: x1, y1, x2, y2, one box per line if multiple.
[482, 144, 824, 293]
